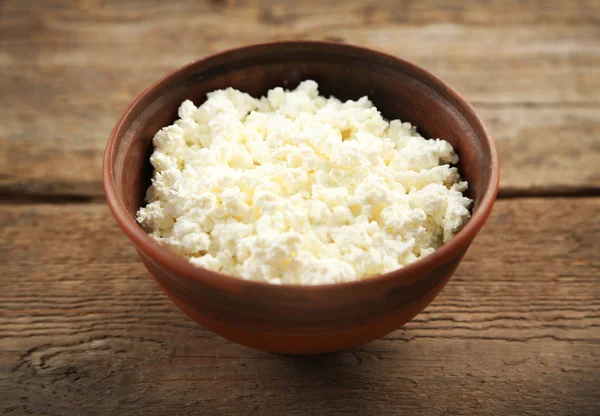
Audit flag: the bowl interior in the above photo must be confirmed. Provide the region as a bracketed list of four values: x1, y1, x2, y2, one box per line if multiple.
[110, 42, 494, 239]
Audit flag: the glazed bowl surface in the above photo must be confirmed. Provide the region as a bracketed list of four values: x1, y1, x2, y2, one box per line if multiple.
[103, 41, 499, 354]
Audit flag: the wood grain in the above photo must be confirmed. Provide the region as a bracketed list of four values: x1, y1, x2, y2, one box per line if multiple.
[3, 0, 600, 26]
[2, 102, 599, 198]
[1, 198, 599, 415]
[1, 0, 599, 197]
[1, 1, 599, 414]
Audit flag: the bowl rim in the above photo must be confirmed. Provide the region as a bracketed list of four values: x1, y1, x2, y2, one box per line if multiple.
[103, 40, 499, 292]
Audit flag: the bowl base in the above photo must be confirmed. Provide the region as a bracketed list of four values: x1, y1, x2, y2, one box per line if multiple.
[152, 275, 451, 354]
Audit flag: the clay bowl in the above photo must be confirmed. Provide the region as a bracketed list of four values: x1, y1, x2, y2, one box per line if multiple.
[103, 41, 499, 354]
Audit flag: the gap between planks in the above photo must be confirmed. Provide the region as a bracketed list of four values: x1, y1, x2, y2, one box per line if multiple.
[2, 187, 600, 206]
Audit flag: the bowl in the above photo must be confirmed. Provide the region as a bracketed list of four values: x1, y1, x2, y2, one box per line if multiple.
[103, 41, 499, 354]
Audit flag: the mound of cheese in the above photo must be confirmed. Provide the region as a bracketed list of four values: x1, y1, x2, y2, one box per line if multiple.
[137, 81, 472, 285]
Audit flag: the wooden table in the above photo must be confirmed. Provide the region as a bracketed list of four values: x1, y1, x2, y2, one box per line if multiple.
[1, 1, 599, 414]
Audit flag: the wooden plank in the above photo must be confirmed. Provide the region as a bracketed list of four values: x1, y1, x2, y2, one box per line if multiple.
[1, 198, 599, 414]
[2, 101, 599, 197]
[2, 27, 599, 105]
[3, 0, 599, 26]
[481, 105, 600, 194]
[2, 10, 599, 105]
[1, 1, 600, 197]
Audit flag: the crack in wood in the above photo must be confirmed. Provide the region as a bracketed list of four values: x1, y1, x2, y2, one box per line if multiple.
[498, 186, 600, 199]
[1, 186, 598, 206]
[0, 192, 105, 205]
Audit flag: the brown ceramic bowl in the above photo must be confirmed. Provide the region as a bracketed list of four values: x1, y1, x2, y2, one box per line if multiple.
[103, 41, 499, 354]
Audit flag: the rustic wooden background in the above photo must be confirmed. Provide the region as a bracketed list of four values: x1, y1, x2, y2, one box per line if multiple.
[1, 1, 599, 415]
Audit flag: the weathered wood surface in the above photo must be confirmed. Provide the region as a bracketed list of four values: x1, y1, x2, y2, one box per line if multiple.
[1, 199, 599, 415]
[1, 1, 600, 415]
[1, 0, 599, 197]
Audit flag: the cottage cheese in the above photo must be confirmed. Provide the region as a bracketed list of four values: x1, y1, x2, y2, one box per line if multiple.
[136, 81, 472, 285]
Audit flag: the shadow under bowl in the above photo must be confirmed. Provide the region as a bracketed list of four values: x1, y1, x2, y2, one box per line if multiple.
[103, 41, 499, 354]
